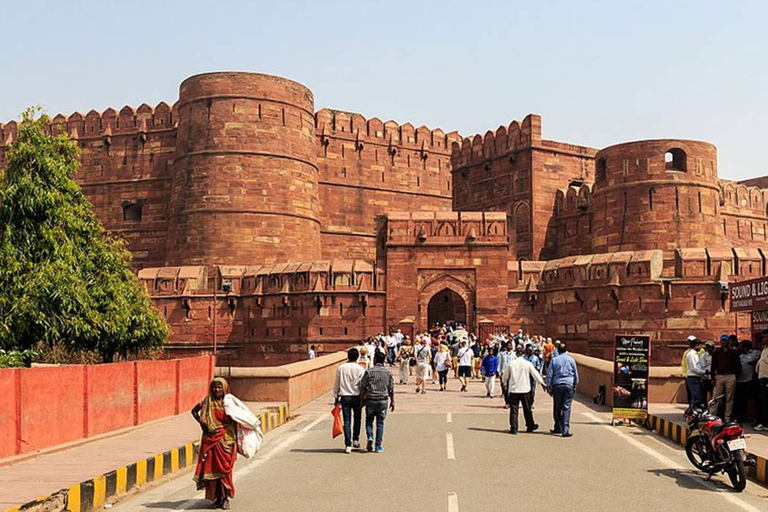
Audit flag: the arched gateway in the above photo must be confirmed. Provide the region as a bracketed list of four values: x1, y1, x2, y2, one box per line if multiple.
[427, 288, 467, 327]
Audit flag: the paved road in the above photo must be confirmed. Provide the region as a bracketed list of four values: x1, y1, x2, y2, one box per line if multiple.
[112, 376, 768, 512]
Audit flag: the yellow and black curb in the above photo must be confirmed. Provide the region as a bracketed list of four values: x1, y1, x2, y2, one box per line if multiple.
[645, 413, 768, 486]
[4, 404, 289, 512]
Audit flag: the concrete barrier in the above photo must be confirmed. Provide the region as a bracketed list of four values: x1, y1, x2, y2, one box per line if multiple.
[0, 356, 213, 459]
[571, 353, 686, 406]
[221, 352, 347, 410]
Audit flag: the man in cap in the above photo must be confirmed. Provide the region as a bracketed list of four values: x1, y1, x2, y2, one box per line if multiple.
[502, 345, 546, 434]
[700, 341, 715, 402]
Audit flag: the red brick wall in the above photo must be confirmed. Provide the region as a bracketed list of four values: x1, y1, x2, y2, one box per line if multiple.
[315, 109, 458, 262]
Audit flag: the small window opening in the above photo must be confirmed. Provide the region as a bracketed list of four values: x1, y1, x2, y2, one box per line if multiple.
[596, 158, 607, 183]
[665, 148, 687, 172]
[123, 202, 143, 222]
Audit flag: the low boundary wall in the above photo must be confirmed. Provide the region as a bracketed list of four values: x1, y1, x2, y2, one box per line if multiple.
[0, 356, 213, 459]
[220, 352, 347, 410]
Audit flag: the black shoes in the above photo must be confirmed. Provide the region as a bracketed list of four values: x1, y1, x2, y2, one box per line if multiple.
[509, 429, 518, 435]
[550, 429, 561, 435]
[366, 438, 374, 452]
[562, 432, 573, 438]
[526, 424, 539, 433]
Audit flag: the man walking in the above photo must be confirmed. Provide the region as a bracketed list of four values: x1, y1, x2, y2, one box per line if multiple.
[709, 334, 741, 422]
[546, 341, 579, 437]
[524, 344, 544, 407]
[457, 340, 473, 392]
[360, 351, 395, 453]
[481, 348, 500, 398]
[502, 346, 546, 434]
[333, 348, 366, 453]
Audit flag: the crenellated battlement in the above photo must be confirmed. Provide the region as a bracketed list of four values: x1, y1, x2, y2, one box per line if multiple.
[719, 179, 768, 217]
[450, 114, 542, 168]
[314, 108, 460, 154]
[0, 102, 178, 147]
[386, 211, 508, 246]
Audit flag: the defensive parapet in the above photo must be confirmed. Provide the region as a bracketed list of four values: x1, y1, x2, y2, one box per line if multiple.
[166, 72, 322, 266]
[591, 139, 723, 254]
[385, 211, 508, 246]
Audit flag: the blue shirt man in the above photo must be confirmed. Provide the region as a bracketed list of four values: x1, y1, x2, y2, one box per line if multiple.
[546, 343, 579, 437]
[524, 347, 543, 403]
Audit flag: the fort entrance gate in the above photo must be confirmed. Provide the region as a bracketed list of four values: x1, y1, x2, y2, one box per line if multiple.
[427, 288, 468, 328]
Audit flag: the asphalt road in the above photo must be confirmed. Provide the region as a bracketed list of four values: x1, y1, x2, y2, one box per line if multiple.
[111, 378, 768, 512]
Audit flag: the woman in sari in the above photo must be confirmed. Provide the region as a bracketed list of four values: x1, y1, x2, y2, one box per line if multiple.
[192, 378, 237, 509]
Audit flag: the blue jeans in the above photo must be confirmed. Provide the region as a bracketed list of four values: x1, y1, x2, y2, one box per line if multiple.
[365, 399, 388, 448]
[339, 395, 361, 447]
[387, 347, 396, 365]
[552, 385, 574, 434]
[685, 376, 703, 416]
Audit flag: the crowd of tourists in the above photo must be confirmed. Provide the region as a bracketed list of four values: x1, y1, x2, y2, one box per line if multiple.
[682, 333, 768, 431]
[330, 323, 579, 454]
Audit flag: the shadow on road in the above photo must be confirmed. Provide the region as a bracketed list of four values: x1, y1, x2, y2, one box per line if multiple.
[144, 500, 209, 509]
[647, 468, 715, 490]
[290, 448, 348, 454]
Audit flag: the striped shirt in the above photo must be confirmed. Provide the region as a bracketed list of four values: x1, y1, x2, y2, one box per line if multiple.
[361, 364, 394, 401]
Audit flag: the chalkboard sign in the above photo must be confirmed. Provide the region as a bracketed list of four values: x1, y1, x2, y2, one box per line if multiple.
[613, 334, 651, 422]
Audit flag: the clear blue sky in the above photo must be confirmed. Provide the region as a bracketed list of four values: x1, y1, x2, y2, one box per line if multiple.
[2, 1, 765, 180]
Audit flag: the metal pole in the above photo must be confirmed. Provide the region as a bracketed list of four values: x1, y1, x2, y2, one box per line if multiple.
[213, 268, 218, 355]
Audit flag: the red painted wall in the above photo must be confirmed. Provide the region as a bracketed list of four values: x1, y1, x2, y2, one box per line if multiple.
[20, 366, 86, 453]
[0, 356, 211, 460]
[86, 362, 134, 436]
[135, 360, 177, 424]
[0, 369, 19, 458]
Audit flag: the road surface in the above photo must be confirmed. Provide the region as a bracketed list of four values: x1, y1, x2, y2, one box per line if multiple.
[110, 376, 768, 512]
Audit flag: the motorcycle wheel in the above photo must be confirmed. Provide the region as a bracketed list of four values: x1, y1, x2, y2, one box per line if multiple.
[685, 434, 710, 471]
[726, 451, 747, 492]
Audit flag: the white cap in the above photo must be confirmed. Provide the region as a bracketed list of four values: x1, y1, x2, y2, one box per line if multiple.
[687, 335, 698, 342]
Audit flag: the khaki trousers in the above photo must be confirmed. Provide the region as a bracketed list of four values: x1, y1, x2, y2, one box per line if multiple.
[709, 374, 737, 422]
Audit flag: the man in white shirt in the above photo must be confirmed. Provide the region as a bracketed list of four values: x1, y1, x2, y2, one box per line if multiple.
[386, 331, 398, 367]
[333, 348, 366, 453]
[684, 337, 705, 416]
[457, 340, 474, 392]
[502, 346, 546, 434]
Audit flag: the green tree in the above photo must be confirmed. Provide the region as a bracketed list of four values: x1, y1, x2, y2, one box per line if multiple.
[0, 108, 168, 362]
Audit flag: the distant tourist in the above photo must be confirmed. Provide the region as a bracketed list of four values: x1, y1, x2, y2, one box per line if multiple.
[457, 340, 473, 392]
[333, 348, 366, 453]
[191, 378, 237, 509]
[308, 344, 316, 360]
[414, 336, 432, 394]
[481, 347, 499, 398]
[700, 341, 715, 402]
[502, 345, 546, 434]
[396, 337, 414, 385]
[524, 344, 544, 406]
[546, 341, 579, 437]
[710, 334, 741, 422]
[434, 342, 451, 391]
[360, 351, 395, 452]
[735, 340, 761, 423]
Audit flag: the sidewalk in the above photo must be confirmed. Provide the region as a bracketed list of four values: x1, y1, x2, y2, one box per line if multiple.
[648, 403, 768, 485]
[0, 402, 286, 512]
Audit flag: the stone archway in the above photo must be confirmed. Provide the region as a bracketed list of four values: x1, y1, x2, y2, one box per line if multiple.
[427, 288, 467, 328]
[419, 276, 474, 333]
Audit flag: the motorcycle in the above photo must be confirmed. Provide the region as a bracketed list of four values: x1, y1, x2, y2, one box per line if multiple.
[685, 395, 756, 491]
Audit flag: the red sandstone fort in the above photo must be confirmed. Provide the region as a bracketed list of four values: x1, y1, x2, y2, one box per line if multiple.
[1, 71, 765, 366]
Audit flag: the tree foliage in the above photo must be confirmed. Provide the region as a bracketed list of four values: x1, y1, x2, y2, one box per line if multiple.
[0, 108, 168, 362]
